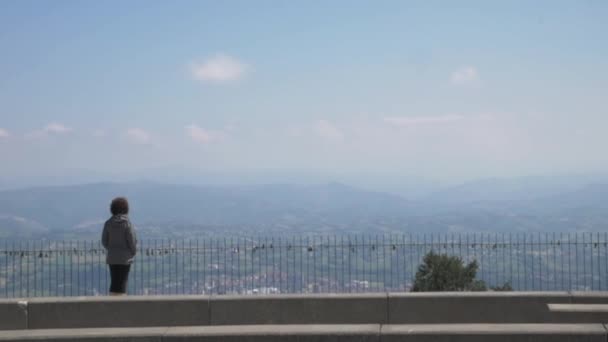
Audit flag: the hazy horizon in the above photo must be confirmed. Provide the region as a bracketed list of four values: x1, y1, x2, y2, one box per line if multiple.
[1, 1, 607, 187]
[2, 168, 608, 202]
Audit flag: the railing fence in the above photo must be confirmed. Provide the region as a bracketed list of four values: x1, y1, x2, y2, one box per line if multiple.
[1, 233, 607, 298]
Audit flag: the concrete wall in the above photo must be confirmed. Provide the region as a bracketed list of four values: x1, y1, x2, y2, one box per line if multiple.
[4, 292, 608, 330]
[549, 292, 608, 323]
[1, 324, 607, 342]
[388, 292, 574, 323]
[570, 292, 608, 303]
[0, 300, 27, 330]
[209, 294, 386, 325]
[28, 296, 210, 329]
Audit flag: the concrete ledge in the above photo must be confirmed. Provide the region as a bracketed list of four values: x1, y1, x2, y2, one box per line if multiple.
[209, 294, 387, 325]
[0, 300, 28, 330]
[549, 304, 608, 312]
[27, 296, 209, 329]
[548, 303, 608, 323]
[163, 324, 380, 342]
[571, 292, 608, 303]
[388, 292, 573, 323]
[9, 292, 608, 331]
[0, 327, 167, 342]
[381, 324, 607, 342]
[0, 324, 605, 342]
[0, 325, 380, 342]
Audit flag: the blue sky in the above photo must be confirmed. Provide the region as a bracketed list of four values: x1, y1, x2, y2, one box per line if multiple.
[1, 1, 607, 187]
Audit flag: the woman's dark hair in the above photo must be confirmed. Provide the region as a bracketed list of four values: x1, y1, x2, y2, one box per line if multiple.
[110, 197, 129, 216]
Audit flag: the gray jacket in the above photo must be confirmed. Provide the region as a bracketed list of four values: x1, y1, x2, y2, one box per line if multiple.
[101, 215, 137, 265]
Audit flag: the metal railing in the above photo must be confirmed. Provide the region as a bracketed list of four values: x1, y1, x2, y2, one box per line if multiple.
[1, 233, 607, 298]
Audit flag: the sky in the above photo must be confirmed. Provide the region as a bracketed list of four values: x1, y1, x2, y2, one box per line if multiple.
[0, 0, 607, 188]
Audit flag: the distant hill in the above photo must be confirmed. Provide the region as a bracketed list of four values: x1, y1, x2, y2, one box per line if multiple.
[0, 182, 414, 233]
[424, 175, 602, 204]
[2, 180, 608, 238]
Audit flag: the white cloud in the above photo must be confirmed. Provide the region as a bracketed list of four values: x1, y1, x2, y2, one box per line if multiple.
[383, 114, 465, 126]
[44, 123, 71, 134]
[126, 128, 151, 145]
[314, 120, 344, 141]
[450, 66, 480, 85]
[185, 124, 213, 144]
[0, 128, 9, 138]
[25, 123, 72, 138]
[191, 54, 248, 83]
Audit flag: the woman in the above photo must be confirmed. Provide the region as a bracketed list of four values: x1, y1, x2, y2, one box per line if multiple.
[101, 197, 137, 295]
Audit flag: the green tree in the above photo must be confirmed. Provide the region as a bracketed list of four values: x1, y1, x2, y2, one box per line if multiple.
[412, 251, 487, 292]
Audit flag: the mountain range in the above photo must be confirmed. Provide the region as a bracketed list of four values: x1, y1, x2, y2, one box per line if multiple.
[1, 178, 608, 238]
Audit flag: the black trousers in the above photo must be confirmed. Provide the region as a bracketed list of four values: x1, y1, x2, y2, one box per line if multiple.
[108, 264, 131, 293]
